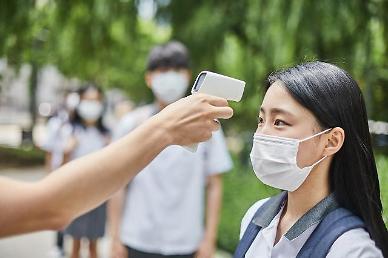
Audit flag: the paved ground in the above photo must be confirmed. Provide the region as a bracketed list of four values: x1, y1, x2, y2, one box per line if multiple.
[0, 166, 232, 258]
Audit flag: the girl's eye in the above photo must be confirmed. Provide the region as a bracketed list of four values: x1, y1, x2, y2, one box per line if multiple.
[274, 119, 288, 126]
[258, 116, 264, 125]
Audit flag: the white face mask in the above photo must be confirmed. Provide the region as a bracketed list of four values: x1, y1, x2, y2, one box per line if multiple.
[151, 71, 189, 104]
[77, 100, 103, 122]
[250, 129, 331, 192]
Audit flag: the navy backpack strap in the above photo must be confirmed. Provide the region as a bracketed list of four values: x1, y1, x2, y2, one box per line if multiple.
[233, 192, 287, 258]
[233, 219, 261, 258]
[297, 208, 365, 258]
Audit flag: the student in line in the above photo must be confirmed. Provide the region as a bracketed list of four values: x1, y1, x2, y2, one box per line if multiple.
[63, 85, 110, 258]
[41, 90, 79, 257]
[110, 41, 232, 258]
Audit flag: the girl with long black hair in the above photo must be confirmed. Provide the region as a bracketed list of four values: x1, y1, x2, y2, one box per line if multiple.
[63, 84, 110, 258]
[235, 61, 387, 257]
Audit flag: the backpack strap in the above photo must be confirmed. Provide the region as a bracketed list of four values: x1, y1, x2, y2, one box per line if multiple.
[233, 192, 287, 258]
[296, 208, 365, 258]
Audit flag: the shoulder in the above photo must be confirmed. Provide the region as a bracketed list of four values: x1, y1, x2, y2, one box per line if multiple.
[201, 128, 233, 174]
[240, 197, 270, 239]
[114, 104, 155, 139]
[327, 228, 383, 258]
[46, 116, 62, 131]
[120, 104, 154, 126]
[202, 128, 228, 151]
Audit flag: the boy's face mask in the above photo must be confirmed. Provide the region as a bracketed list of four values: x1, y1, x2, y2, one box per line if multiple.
[250, 129, 331, 192]
[151, 71, 189, 104]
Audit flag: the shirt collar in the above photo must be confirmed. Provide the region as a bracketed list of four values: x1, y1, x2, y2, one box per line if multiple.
[252, 192, 339, 241]
[252, 191, 287, 228]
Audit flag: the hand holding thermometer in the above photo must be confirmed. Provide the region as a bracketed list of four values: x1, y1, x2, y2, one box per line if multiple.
[185, 71, 246, 152]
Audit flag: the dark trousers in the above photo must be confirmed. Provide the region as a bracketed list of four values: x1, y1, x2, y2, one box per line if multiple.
[56, 231, 64, 250]
[126, 246, 195, 258]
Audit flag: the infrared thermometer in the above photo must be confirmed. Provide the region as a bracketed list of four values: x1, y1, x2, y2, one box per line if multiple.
[185, 71, 246, 152]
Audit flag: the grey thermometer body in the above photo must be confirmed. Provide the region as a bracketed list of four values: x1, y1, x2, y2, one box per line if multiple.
[185, 71, 246, 152]
[192, 71, 245, 101]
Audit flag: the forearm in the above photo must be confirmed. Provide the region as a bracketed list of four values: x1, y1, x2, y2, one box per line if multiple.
[0, 94, 233, 238]
[0, 116, 170, 236]
[204, 175, 223, 243]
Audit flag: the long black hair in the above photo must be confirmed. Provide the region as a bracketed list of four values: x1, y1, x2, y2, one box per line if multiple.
[266, 61, 388, 255]
[70, 84, 109, 135]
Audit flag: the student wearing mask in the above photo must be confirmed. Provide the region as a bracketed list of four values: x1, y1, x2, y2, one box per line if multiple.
[235, 61, 387, 258]
[41, 91, 79, 257]
[62, 84, 110, 258]
[109, 41, 233, 258]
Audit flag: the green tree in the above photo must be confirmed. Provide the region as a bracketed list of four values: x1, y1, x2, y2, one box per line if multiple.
[0, 0, 169, 134]
[156, 0, 388, 130]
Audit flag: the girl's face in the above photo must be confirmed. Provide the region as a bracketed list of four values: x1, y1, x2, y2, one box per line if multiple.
[78, 88, 103, 124]
[256, 80, 329, 168]
[81, 88, 102, 102]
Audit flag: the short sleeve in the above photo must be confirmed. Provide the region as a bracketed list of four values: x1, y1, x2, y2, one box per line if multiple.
[203, 128, 233, 176]
[41, 117, 62, 152]
[113, 105, 156, 141]
[112, 114, 138, 141]
[327, 228, 383, 258]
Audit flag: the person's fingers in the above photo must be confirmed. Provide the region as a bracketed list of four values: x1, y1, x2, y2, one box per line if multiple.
[197, 94, 229, 107]
[209, 106, 234, 119]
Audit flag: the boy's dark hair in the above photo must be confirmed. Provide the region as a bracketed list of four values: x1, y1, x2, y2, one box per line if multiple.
[146, 41, 190, 71]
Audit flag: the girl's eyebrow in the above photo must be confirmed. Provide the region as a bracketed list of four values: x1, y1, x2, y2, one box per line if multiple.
[260, 106, 296, 118]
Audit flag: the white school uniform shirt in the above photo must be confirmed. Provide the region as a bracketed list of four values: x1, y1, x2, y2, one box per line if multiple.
[240, 198, 383, 258]
[41, 112, 72, 169]
[70, 125, 108, 160]
[113, 104, 233, 255]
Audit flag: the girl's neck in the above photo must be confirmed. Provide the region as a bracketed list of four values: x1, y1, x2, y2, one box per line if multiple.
[284, 160, 331, 220]
[84, 121, 97, 127]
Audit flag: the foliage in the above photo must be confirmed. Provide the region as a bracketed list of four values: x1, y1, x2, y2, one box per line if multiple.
[157, 0, 388, 130]
[0, 0, 170, 102]
[1, 0, 387, 131]
[0, 146, 45, 167]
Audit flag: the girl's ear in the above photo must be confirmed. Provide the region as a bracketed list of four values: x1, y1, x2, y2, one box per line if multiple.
[323, 127, 345, 156]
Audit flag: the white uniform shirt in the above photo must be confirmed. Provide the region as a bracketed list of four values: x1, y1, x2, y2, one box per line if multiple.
[240, 197, 383, 258]
[41, 113, 72, 169]
[70, 126, 108, 160]
[114, 104, 233, 255]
